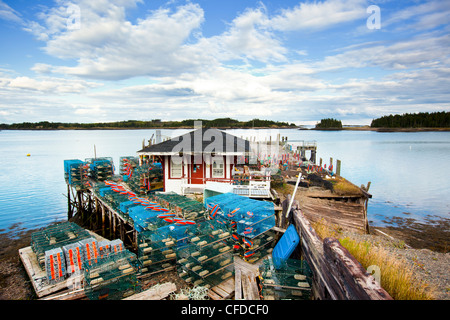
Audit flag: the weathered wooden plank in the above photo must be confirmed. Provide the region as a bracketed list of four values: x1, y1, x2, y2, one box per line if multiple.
[271, 226, 286, 233]
[207, 289, 224, 300]
[40, 288, 86, 300]
[211, 283, 230, 298]
[241, 273, 256, 300]
[234, 256, 260, 275]
[323, 238, 392, 300]
[235, 269, 243, 300]
[217, 277, 235, 293]
[123, 282, 177, 300]
[291, 206, 344, 300]
[247, 273, 260, 300]
[292, 203, 392, 300]
[300, 200, 366, 233]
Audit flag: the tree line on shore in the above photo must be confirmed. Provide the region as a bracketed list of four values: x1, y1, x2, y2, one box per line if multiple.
[0, 118, 296, 130]
[370, 111, 450, 128]
[2, 111, 448, 130]
[313, 111, 450, 129]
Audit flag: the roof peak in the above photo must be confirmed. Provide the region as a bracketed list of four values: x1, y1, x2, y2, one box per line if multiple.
[137, 128, 250, 154]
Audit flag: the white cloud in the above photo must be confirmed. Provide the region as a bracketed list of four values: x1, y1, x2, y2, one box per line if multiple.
[383, 0, 450, 31]
[315, 33, 450, 71]
[0, 1, 23, 24]
[270, 0, 367, 31]
[28, 1, 205, 80]
[1, 75, 100, 94]
[213, 6, 287, 62]
[27, 1, 291, 80]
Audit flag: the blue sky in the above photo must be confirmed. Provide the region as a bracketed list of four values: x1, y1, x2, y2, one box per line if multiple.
[0, 0, 449, 125]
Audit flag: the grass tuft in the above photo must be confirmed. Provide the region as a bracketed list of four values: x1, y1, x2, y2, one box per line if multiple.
[312, 219, 436, 300]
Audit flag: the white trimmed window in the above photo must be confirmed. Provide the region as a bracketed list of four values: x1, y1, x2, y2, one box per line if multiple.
[212, 159, 224, 178]
[170, 158, 182, 178]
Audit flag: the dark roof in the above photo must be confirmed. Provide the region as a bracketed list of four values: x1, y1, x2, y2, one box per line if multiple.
[137, 128, 251, 155]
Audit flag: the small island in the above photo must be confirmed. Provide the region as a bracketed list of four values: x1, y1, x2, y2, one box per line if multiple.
[310, 111, 450, 131]
[313, 118, 343, 130]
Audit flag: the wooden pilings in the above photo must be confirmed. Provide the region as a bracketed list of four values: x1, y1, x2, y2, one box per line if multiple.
[66, 184, 138, 252]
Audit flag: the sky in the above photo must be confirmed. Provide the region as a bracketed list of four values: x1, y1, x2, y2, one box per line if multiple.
[0, 0, 449, 125]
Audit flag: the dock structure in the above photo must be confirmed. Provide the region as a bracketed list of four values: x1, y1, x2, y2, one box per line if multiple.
[277, 138, 372, 234]
[19, 129, 392, 301]
[67, 182, 139, 249]
[284, 140, 318, 164]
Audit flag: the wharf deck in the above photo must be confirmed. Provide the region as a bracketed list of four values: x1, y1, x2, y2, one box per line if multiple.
[301, 197, 367, 234]
[233, 256, 261, 300]
[19, 230, 106, 300]
[280, 182, 370, 234]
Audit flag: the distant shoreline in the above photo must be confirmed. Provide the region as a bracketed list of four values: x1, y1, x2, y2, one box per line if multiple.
[0, 125, 295, 131]
[310, 126, 450, 132]
[2, 126, 450, 132]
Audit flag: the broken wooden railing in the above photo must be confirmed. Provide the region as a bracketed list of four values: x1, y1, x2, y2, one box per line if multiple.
[287, 199, 392, 300]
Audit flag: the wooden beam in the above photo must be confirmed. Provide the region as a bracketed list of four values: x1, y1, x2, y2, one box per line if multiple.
[123, 282, 177, 300]
[292, 204, 347, 300]
[292, 207, 392, 300]
[323, 238, 392, 300]
[234, 269, 243, 300]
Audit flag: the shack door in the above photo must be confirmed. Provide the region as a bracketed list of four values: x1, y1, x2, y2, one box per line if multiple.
[190, 158, 204, 184]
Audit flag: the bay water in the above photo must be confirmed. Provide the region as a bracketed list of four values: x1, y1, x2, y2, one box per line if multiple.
[0, 128, 449, 237]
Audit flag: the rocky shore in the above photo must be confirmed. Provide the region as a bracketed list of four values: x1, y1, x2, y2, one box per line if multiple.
[344, 227, 449, 300]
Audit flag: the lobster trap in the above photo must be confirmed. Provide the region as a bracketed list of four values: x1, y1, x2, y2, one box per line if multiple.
[175, 220, 234, 288]
[85, 157, 114, 182]
[150, 192, 206, 221]
[259, 257, 313, 300]
[231, 230, 277, 264]
[83, 249, 140, 300]
[31, 222, 92, 269]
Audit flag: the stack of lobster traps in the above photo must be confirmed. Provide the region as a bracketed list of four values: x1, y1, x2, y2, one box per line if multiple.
[64, 159, 90, 190]
[85, 157, 114, 182]
[137, 223, 194, 277]
[204, 193, 277, 264]
[83, 249, 140, 300]
[150, 192, 206, 221]
[258, 257, 313, 300]
[176, 219, 235, 288]
[120, 157, 163, 195]
[31, 222, 92, 270]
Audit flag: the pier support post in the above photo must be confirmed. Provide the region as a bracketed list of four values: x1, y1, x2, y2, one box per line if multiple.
[112, 212, 117, 239]
[336, 160, 341, 176]
[101, 204, 106, 237]
[108, 209, 113, 239]
[77, 191, 84, 224]
[67, 184, 72, 220]
[310, 150, 316, 164]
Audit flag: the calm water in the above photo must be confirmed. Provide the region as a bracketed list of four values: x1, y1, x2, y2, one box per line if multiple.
[0, 128, 449, 236]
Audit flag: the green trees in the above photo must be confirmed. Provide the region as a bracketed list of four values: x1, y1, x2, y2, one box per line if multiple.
[315, 118, 342, 129]
[0, 118, 296, 130]
[370, 112, 450, 128]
